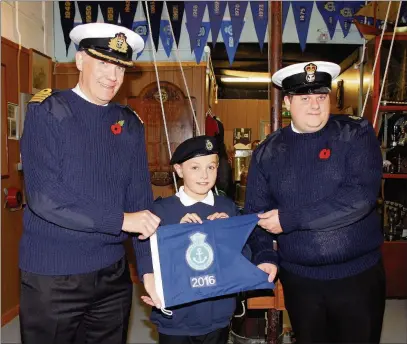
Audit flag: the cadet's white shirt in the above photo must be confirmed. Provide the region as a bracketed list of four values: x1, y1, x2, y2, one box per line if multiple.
[176, 186, 214, 206]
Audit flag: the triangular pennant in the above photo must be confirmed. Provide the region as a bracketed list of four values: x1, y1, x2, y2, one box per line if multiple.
[291, 1, 314, 52]
[207, 1, 227, 47]
[99, 1, 120, 24]
[132, 21, 149, 59]
[228, 1, 249, 43]
[142, 1, 164, 52]
[338, 1, 364, 38]
[194, 22, 211, 64]
[221, 20, 244, 66]
[167, 1, 185, 47]
[282, 1, 290, 32]
[159, 20, 174, 58]
[316, 1, 340, 39]
[250, 1, 268, 51]
[59, 1, 76, 56]
[185, 1, 207, 51]
[119, 1, 138, 29]
[77, 1, 99, 24]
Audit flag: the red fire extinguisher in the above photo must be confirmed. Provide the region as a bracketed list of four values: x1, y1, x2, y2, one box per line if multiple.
[4, 187, 23, 210]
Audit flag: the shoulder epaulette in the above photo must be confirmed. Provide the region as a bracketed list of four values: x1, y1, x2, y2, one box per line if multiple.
[332, 114, 368, 127]
[255, 128, 283, 151]
[29, 88, 55, 104]
[119, 104, 144, 125]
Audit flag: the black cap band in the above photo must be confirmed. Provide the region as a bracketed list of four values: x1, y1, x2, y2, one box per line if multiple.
[79, 37, 133, 61]
[282, 71, 332, 95]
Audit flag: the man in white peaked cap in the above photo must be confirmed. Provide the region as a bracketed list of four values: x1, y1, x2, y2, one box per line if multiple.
[244, 61, 385, 343]
[19, 23, 160, 344]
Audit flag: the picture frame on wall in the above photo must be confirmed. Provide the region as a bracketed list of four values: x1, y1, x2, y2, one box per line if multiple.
[7, 102, 19, 140]
[28, 49, 53, 94]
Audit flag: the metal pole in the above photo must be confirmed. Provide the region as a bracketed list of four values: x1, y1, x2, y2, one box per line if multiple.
[267, 2, 283, 343]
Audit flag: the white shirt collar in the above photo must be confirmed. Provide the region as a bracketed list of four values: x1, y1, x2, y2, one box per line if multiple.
[176, 186, 214, 206]
[72, 84, 108, 106]
[291, 122, 302, 133]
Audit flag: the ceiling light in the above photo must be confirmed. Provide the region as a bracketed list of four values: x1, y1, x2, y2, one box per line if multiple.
[221, 77, 272, 83]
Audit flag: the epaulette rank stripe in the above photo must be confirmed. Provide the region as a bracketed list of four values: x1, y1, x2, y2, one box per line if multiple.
[29, 88, 53, 103]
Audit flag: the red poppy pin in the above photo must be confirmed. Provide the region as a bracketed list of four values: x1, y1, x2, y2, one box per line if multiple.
[319, 148, 331, 160]
[111, 120, 124, 135]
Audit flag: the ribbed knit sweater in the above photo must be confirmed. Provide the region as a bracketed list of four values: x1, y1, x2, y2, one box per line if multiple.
[19, 90, 153, 275]
[244, 115, 384, 280]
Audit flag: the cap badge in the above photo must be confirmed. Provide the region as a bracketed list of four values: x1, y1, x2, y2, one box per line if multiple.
[108, 33, 128, 53]
[304, 63, 317, 83]
[205, 139, 213, 151]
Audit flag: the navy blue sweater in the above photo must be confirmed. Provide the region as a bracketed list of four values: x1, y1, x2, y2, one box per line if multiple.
[136, 195, 276, 336]
[244, 115, 383, 280]
[19, 90, 153, 275]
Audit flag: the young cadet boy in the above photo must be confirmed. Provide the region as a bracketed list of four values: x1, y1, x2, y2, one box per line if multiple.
[137, 135, 278, 344]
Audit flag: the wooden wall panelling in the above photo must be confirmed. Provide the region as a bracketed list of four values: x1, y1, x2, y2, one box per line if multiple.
[213, 99, 271, 150]
[1, 64, 9, 176]
[1, 38, 29, 323]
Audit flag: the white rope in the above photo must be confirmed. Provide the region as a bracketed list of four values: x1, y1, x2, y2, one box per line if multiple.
[162, 2, 220, 196]
[144, 0, 178, 192]
[360, 0, 393, 118]
[373, 0, 404, 128]
[42, 1, 46, 55]
[163, 1, 201, 135]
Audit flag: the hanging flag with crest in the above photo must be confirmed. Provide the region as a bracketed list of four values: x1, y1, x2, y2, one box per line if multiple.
[159, 20, 174, 58]
[132, 20, 149, 59]
[229, 1, 248, 43]
[150, 214, 274, 309]
[250, 1, 268, 51]
[338, 1, 364, 37]
[142, 1, 164, 52]
[316, 1, 340, 39]
[119, 1, 138, 29]
[59, 1, 76, 56]
[292, 1, 314, 52]
[194, 22, 211, 64]
[185, 1, 207, 51]
[99, 1, 120, 24]
[221, 20, 244, 66]
[77, 1, 99, 24]
[167, 1, 184, 47]
[207, 1, 227, 47]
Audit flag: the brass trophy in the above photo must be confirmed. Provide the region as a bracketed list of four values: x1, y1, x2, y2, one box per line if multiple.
[384, 201, 407, 241]
[233, 140, 260, 208]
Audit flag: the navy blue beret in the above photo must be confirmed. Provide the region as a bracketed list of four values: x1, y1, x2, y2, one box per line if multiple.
[170, 135, 219, 165]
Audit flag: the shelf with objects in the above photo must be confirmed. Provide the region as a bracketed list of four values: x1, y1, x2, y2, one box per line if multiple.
[369, 31, 407, 298]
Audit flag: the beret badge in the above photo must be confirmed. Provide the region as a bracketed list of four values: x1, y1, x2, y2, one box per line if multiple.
[205, 139, 213, 151]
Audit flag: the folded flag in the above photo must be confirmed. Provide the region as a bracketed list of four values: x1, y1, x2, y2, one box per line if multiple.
[150, 213, 275, 312]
